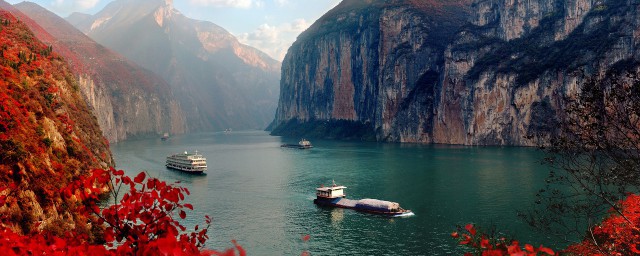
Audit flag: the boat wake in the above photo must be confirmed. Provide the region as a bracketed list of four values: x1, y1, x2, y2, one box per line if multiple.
[392, 211, 415, 218]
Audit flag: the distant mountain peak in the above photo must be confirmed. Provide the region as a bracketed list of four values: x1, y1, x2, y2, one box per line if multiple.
[65, 0, 281, 132]
[153, 2, 175, 27]
[76, 0, 176, 32]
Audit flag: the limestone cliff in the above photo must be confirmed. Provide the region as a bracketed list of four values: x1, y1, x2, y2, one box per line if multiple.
[273, 0, 638, 145]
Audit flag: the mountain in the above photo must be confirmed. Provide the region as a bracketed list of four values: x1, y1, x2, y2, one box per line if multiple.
[7, 1, 185, 143]
[67, 0, 281, 131]
[272, 0, 640, 145]
[0, 9, 112, 235]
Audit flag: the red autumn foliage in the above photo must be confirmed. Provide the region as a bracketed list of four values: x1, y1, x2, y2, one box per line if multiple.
[456, 194, 640, 255]
[0, 168, 245, 255]
[0, 9, 112, 237]
[563, 194, 640, 255]
[64, 168, 208, 253]
[0, 10, 243, 255]
[0, 228, 111, 256]
[452, 224, 556, 256]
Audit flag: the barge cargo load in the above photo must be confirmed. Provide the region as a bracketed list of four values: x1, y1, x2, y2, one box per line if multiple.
[356, 199, 401, 213]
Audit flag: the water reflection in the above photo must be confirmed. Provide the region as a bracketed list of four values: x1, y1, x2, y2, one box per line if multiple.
[330, 208, 344, 226]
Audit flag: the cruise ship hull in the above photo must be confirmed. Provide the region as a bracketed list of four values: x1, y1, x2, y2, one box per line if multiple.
[165, 164, 205, 174]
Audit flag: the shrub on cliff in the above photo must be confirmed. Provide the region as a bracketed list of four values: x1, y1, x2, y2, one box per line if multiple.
[0, 9, 112, 236]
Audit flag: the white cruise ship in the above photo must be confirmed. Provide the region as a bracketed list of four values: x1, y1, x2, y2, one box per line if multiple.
[165, 150, 207, 174]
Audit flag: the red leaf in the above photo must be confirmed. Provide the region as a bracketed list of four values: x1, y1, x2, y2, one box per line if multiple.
[451, 232, 459, 238]
[104, 229, 114, 242]
[166, 191, 179, 203]
[524, 244, 534, 252]
[480, 237, 490, 249]
[184, 203, 193, 210]
[538, 245, 555, 255]
[179, 210, 186, 219]
[147, 179, 155, 189]
[134, 172, 146, 184]
[302, 234, 310, 242]
[465, 223, 476, 236]
[232, 240, 246, 256]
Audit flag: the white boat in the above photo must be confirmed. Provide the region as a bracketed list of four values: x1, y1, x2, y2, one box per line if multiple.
[165, 150, 207, 174]
[298, 139, 313, 149]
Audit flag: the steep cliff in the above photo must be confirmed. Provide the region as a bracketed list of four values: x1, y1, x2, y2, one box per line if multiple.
[273, 0, 639, 145]
[67, 0, 280, 131]
[273, 0, 471, 141]
[433, 0, 631, 145]
[0, 9, 112, 235]
[10, 1, 186, 142]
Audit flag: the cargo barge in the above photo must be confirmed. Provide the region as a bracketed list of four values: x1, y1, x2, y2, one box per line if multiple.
[313, 182, 414, 217]
[281, 139, 313, 149]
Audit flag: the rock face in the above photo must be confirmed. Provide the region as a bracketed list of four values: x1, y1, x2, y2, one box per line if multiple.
[11, 2, 186, 143]
[67, 0, 280, 131]
[273, 0, 639, 145]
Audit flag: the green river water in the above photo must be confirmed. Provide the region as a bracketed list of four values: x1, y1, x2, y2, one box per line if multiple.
[111, 130, 559, 255]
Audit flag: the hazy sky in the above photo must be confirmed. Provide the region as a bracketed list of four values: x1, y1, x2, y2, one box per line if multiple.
[5, 0, 342, 61]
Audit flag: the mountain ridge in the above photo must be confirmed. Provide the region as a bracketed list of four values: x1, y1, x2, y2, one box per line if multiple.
[67, 0, 281, 131]
[8, 1, 186, 142]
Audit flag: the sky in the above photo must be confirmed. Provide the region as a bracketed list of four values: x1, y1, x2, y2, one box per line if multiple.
[5, 0, 343, 61]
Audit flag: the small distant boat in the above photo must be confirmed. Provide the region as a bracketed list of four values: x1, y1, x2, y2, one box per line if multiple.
[281, 139, 313, 149]
[224, 128, 232, 134]
[161, 133, 170, 141]
[313, 181, 414, 217]
[165, 150, 207, 174]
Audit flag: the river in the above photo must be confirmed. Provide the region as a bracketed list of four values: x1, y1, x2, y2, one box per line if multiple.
[111, 130, 556, 255]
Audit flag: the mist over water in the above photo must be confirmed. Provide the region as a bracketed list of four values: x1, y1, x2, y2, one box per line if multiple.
[112, 131, 558, 255]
